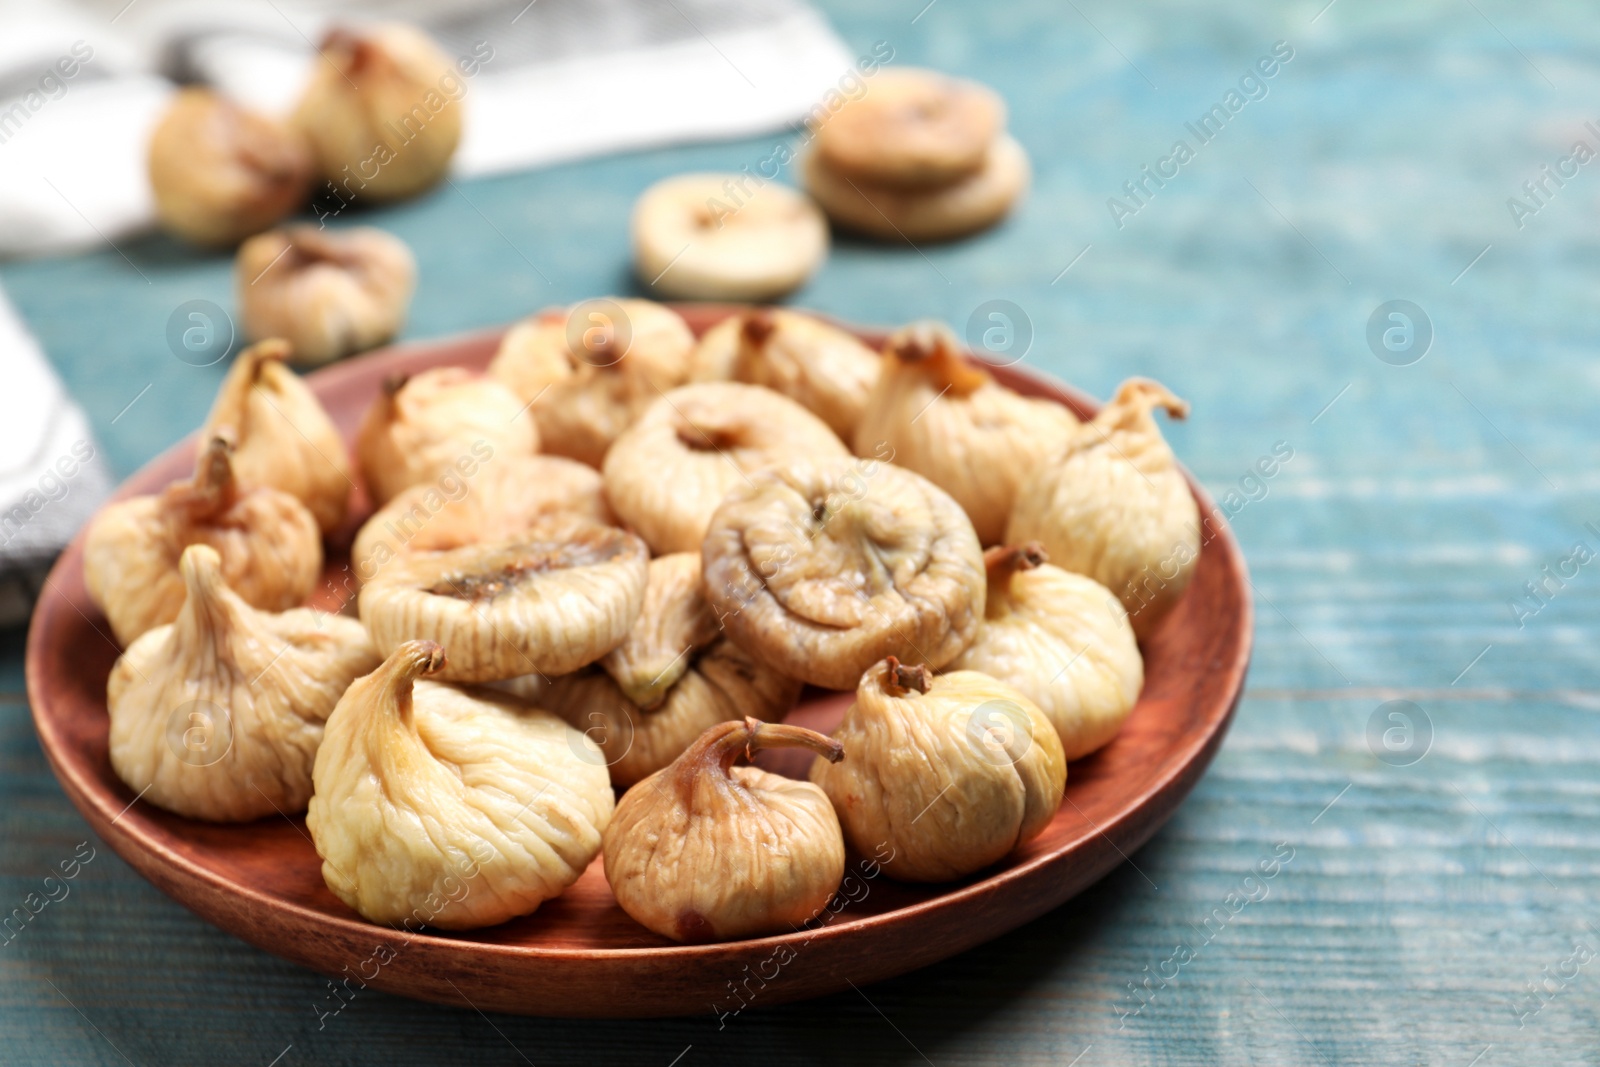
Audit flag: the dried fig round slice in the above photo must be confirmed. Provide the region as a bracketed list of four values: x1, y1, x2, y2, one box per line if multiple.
[701, 456, 985, 690]
[814, 68, 1004, 189]
[359, 517, 648, 682]
[602, 382, 849, 555]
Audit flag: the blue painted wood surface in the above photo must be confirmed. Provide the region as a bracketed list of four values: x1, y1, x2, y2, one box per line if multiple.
[3, 0, 1597, 1063]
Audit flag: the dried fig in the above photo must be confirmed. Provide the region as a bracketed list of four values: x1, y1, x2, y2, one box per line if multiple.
[689, 310, 881, 440]
[355, 366, 537, 506]
[811, 658, 1065, 882]
[854, 321, 1076, 545]
[84, 436, 322, 646]
[352, 454, 610, 578]
[602, 381, 848, 554]
[488, 299, 695, 467]
[1007, 379, 1198, 637]
[308, 640, 614, 930]
[358, 517, 648, 682]
[604, 717, 845, 942]
[950, 544, 1143, 760]
[701, 456, 985, 690]
[199, 338, 351, 533]
[107, 545, 377, 821]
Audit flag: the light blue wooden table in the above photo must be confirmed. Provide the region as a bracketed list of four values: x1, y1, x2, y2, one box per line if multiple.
[3, 0, 1596, 1063]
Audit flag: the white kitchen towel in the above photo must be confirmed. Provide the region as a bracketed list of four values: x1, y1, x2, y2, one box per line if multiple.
[0, 0, 854, 257]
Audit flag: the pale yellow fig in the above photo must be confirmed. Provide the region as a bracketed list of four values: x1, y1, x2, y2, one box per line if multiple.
[308, 640, 614, 930]
[352, 453, 611, 578]
[701, 456, 985, 690]
[147, 87, 313, 246]
[293, 24, 462, 202]
[950, 544, 1143, 760]
[355, 366, 537, 507]
[236, 226, 416, 366]
[811, 658, 1065, 882]
[602, 382, 848, 554]
[107, 545, 377, 821]
[199, 338, 351, 533]
[358, 517, 648, 682]
[1006, 378, 1198, 638]
[854, 321, 1076, 545]
[604, 717, 845, 942]
[84, 436, 322, 646]
[533, 554, 800, 787]
[688, 310, 880, 440]
[488, 299, 695, 467]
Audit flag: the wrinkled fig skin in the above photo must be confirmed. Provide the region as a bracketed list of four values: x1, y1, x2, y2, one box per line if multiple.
[358, 519, 649, 682]
[701, 457, 986, 691]
[308, 641, 614, 930]
[854, 321, 1076, 546]
[689, 311, 882, 441]
[236, 226, 417, 366]
[488, 299, 695, 468]
[356, 366, 537, 507]
[811, 658, 1066, 883]
[604, 717, 846, 943]
[293, 25, 462, 202]
[602, 553, 724, 708]
[1006, 378, 1199, 638]
[84, 437, 322, 646]
[951, 544, 1144, 760]
[603, 382, 850, 554]
[107, 545, 377, 821]
[147, 88, 313, 246]
[352, 453, 611, 577]
[200, 338, 352, 533]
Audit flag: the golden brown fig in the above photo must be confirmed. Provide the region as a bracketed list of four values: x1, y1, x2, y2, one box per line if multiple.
[532, 554, 800, 787]
[602, 381, 848, 554]
[352, 453, 611, 578]
[488, 299, 695, 467]
[358, 517, 648, 682]
[813, 68, 1005, 189]
[1007, 378, 1198, 638]
[199, 338, 351, 533]
[689, 310, 881, 440]
[236, 226, 416, 366]
[355, 367, 537, 507]
[811, 658, 1065, 882]
[854, 321, 1076, 545]
[147, 88, 312, 246]
[701, 456, 985, 690]
[604, 717, 845, 942]
[293, 25, 462, 202]
[308, 640, 614, 930]
[950, 544, 1143, 760]
[83, 437, 322, 646]
[107, 545, 377, 821]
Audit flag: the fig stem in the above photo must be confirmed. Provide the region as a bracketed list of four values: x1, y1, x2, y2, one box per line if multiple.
[883, 322, 989, 397]
[381, 372, 410, 398]
[740, 310, 776, 348]
[1097, 378, 1189, 433]
[882, 656, 932, 695]
[208, 339, 290, 434]
[379, 640, 447, 721]
[984, 542, 1048, 582]
[682, 716, 844, 783]
[172, 435, 237, 518]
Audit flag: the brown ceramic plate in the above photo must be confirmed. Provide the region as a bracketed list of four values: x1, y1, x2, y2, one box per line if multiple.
[26, 305, 1251, 1018]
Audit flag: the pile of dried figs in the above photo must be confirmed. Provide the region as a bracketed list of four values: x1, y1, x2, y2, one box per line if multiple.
[83, 301, 1199, 944]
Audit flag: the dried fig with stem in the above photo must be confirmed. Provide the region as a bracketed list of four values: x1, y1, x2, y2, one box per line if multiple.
[602, 381, 848, 554]
[604, 716, 845, 942]
[702, 456, 985, 690]
[236, 226, 416, 366]
[308, 640, 614, 930]
[1007, 378, 1198, 638]
[84, 436, 322, 646]
[811, 657, 1065, 882]
[355, 366, 537, 507]
[107, 545, 377, 821]
[199, 338, 351, 533]
[689, 310, 881, 440]
[950, 544, 1143, 760]
[147, 87, 312, 246]
[359, 517, 648, 682]
[488, 299, 695, 467]
[854, 321, 1076, 545]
